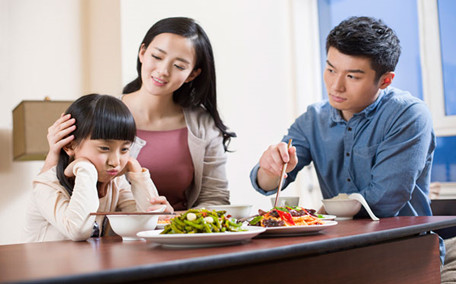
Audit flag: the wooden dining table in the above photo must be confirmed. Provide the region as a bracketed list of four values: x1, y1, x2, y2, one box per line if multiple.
[1, 216, 456, 284]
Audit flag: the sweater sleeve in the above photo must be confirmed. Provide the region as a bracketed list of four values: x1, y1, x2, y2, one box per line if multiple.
[33, 161, 99, 241]
[115, 168, 158, 212]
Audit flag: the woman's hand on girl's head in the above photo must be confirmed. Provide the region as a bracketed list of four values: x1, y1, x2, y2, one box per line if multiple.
[148, 196, 174, 213]
[64, 157, 91, 177]
[40, 114, 76, 174]
[48, 114, 76, 155]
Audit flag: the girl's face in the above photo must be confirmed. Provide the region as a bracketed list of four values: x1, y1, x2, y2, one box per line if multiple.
[71, 138, 132, 184]
[139, 33, 201, 97]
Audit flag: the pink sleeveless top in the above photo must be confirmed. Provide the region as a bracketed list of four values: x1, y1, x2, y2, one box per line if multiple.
[136, 128, 194, 210]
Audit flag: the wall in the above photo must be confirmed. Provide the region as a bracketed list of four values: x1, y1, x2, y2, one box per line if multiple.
[120, 0, 322, 212]
[0, 0, 320, 245]
[0, 0, 122, 245]
[0, 0, 84, 245]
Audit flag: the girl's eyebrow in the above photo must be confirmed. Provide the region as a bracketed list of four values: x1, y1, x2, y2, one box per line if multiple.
[153, 47, 191, 64]
[326, 60, 365, 74]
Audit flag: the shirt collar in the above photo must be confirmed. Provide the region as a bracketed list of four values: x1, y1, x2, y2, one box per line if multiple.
[329, 88, 388, 126]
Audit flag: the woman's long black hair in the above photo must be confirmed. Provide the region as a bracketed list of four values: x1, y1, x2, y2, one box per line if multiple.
[122, 17, 236, 151]
[56, 94, 137, 196]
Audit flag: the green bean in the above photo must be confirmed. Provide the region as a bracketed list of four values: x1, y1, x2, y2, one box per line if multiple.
[184, 220, 204, 230]
[202, 222, 212, 233]
[161, 208, 246, 234]
[170, 222, 184, 234]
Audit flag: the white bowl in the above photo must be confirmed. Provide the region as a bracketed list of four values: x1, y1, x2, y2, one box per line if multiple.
[322, 196, 361, 219]
[270, 196, 300, 207]
[206, 204, 253, 219]
[107, 208, 165, 240]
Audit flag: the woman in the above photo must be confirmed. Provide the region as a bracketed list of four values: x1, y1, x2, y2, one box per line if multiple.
[43, 17, 235, 211]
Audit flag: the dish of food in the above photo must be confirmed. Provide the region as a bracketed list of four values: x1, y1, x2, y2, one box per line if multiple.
[156, 219, 170, 229]
[318, 214, 337, 221]
[137, 226, 266, 247]
[261, 221, 337, 235]
[247, 206, 337, 235]
[249, 206, 324, 227]
[161, 208, 245, 234]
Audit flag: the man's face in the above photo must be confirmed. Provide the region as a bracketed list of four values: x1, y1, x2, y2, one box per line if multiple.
[323, 47, 385, 121]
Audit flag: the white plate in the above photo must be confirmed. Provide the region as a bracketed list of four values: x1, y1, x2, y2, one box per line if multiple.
[261, 220, 338, 235]
[319, 214, 336, 221]
[137, 226, 266, 247]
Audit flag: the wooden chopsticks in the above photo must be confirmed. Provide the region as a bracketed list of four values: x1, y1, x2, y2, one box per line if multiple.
[273, 139, 293, 208]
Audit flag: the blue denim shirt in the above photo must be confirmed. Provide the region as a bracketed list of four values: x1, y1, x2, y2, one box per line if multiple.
[250, 87, 444, 261]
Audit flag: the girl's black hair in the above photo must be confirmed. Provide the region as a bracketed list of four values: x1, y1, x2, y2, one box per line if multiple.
[326, 16, 401, 83]
[56, 94, 137, 195]
[122, 17, 236, 151]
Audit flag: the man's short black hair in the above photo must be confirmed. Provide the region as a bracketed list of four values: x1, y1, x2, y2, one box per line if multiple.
[326, 16, 401, 82]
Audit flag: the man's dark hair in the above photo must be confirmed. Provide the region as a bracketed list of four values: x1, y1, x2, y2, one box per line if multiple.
[326, 16, 401, 82]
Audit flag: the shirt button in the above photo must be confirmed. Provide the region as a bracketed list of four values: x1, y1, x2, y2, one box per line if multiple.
[348, 127, 352, 131]
[346, 152, 350, 157]
[347, 178, 351, 182]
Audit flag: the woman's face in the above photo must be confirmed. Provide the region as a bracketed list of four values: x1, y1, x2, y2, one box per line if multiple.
[139, 33, 201, 97]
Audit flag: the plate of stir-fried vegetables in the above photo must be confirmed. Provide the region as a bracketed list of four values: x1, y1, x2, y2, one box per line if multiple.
[137, 209, 265, 247]
[248, 206, 337, 235]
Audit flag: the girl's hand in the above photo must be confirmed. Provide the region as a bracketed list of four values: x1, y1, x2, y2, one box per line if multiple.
[64, 157, 91, 177]
[117, 157, 142, 177]
[148, 196, 174, 214]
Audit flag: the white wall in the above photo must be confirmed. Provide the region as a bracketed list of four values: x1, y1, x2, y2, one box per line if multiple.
[120, 0, 322, 212]
[0, 0, 84, 245]
[0, 0, 321, 245]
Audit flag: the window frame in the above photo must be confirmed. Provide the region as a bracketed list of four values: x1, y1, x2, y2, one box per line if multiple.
[418, 0, 456, 136]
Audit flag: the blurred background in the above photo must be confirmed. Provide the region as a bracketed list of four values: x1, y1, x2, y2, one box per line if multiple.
[1, 0, 455, 245]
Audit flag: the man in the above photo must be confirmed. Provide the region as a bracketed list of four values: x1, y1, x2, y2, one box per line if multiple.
[250, 16, 442, 260]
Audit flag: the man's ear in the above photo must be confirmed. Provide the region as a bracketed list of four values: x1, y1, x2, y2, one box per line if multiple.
[379, 72, 395, 89]
[185, 68, 202, 83]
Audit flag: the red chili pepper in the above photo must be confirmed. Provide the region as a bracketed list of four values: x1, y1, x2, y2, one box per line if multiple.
[277, 210, 295, 226]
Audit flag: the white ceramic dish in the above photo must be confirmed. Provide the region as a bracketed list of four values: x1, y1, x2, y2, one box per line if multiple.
[107, 207, 166, 240]
[206, 204, 253, 219]
[318, 214, 337, 221]
[322, 195, 362, 219]
[137, 226, 265, 247]
[260, 220, 337, 235]
[269, 196, 300, 207]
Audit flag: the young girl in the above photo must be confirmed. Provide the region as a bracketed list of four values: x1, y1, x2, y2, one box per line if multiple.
[43, 17, 236, 211]
[23, 94, 171, 242]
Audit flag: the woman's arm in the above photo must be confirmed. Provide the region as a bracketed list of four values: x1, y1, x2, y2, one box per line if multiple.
[193, 126, 230, 208]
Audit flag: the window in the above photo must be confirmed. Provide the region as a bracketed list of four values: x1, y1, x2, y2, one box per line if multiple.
[315, 0, 456, 182]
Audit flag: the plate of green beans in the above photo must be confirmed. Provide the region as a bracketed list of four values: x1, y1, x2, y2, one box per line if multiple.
[137, 209, 266, 247]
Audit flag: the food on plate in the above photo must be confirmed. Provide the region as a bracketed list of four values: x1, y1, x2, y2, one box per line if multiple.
[158, 219, 170, 225]
[249, 206, 324, 227]
[329, 193, 350, 200]
[161, 208, 245, 234]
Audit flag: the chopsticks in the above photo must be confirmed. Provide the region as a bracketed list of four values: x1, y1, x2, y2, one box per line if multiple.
[90, 212, 176, 216]
[273, 139, 293, 208]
